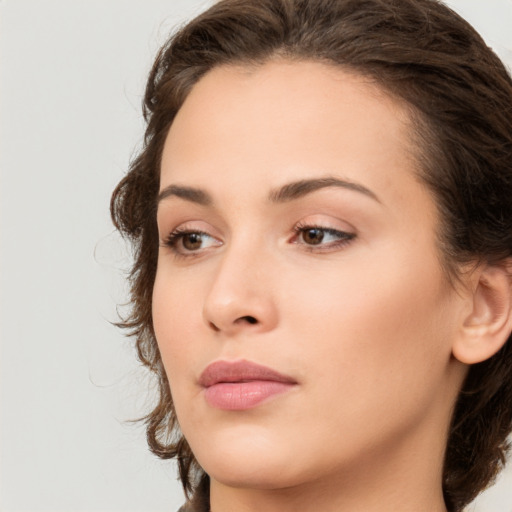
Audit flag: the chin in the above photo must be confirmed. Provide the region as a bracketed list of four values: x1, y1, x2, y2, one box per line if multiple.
[204, 458, 304, 491]
[190, 424, 307, 490]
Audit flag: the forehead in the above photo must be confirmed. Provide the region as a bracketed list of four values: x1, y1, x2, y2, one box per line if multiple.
[160, 60, 422, 206]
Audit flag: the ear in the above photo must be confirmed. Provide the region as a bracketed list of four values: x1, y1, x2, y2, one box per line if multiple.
[453, 262, 512, 365]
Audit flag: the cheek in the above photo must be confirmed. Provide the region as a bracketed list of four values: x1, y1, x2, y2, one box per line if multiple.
[284, 249, 456, 433]
[152, 276, 210, 437]
[152, 269, 203, 379]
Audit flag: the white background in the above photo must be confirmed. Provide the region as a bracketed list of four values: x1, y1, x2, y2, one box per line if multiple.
[1, 1, 512, 511]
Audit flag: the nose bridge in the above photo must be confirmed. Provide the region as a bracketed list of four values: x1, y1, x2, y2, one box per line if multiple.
[202, 232, 278, 334]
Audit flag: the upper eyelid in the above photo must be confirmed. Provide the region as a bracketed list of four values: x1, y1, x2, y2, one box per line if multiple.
[163, 227, 219, 242]
[294, 217, 356, 234]
[160, 218, 355, 236]
[159, 220, 220, 238]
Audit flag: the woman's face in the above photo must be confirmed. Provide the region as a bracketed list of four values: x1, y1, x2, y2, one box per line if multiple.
[153, 61, 467, 492]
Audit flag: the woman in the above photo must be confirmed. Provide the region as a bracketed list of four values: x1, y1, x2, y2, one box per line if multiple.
[111, 0, 512, 511]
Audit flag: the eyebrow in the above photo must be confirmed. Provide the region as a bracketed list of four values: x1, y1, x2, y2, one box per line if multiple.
[157, 176, 380, 207]
[157, 185, 212, 206]
[268, 176, 380, 203]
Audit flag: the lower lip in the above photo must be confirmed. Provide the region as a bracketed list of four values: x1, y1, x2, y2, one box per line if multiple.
[204, 381, 295, 410]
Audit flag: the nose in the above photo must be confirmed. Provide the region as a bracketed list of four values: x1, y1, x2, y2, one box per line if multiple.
[202, 243, 279, 336]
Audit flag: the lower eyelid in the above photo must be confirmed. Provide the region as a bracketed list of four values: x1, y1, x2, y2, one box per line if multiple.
[298, 236, 356, 254]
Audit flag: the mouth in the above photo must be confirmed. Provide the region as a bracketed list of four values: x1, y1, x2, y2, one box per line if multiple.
[199, 359, 298, 411]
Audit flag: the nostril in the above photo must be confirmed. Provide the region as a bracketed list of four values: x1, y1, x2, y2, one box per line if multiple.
[209, 321, 221, 332]
[241, 315, 258, 324]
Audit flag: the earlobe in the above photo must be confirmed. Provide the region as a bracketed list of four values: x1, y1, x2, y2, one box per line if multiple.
[453, 262, 512, 365]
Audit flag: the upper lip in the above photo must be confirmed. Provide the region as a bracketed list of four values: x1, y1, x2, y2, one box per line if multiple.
[199, 359, 297, 387]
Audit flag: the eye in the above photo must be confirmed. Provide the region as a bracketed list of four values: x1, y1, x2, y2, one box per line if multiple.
[179, 232, 206, 251]
[292, 223, 356, 250]
[162, 228, 221, 257]
[301, 227, 327, 245]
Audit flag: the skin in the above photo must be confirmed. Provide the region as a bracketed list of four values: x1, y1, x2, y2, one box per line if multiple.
[152, 61, 473, 512]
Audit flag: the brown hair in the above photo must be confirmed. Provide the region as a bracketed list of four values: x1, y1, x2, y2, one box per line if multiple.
[110, 1, 512, 510]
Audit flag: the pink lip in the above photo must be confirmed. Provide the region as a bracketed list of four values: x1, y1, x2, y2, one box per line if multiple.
[199, 360, 297, 411]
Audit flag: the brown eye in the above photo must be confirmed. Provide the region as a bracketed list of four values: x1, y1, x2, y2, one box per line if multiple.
[164, 229, 221, 256]
[182, 232, 203, 251]
[302, 228, 325, 245]
[292, 225, 356, 250]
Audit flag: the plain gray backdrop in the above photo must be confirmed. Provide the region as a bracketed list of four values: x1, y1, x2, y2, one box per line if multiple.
[1, 1, 512, 511]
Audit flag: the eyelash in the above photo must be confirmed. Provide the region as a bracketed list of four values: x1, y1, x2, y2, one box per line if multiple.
[162, 224, 356, 259]
[292, 222, 356, 252]
[162, 227, 215, 259]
